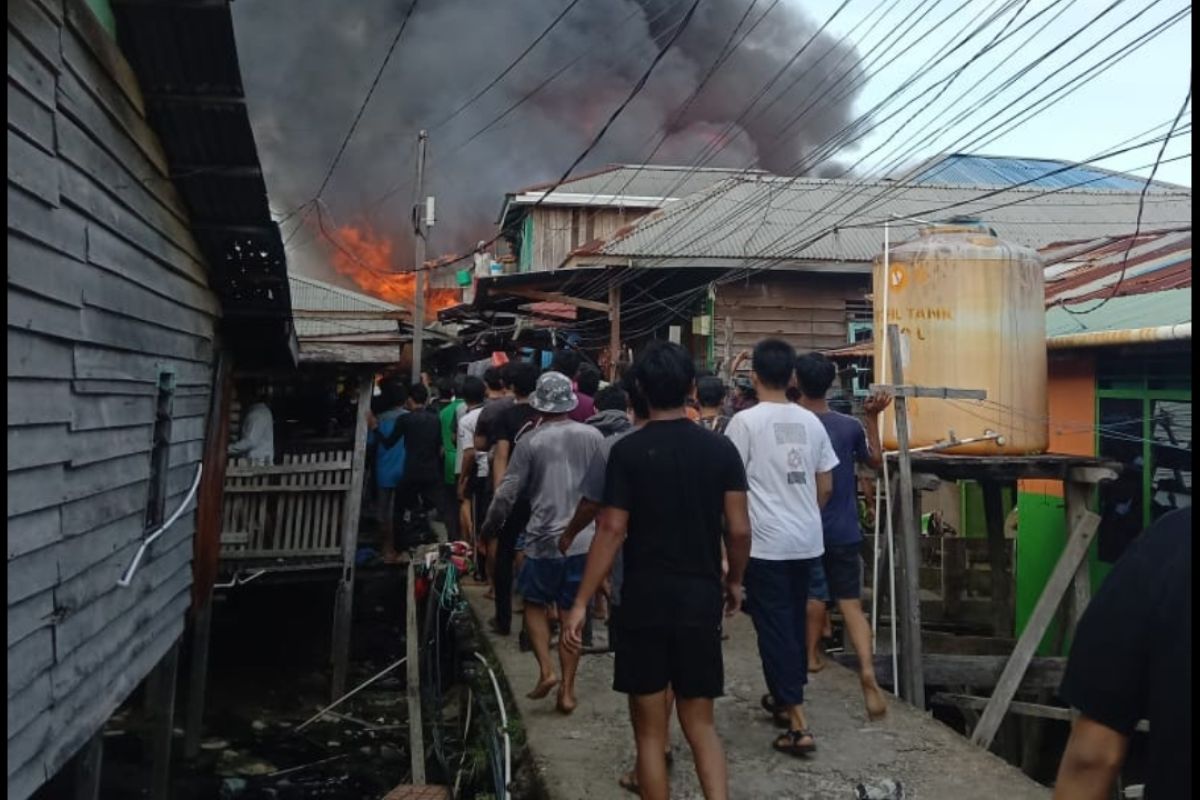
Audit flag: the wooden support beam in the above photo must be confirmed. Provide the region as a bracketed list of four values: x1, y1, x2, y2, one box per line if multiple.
[406, 559, 426, 785]
[183, 593, 214, 759]
[1063, 480, 1094, 643]
[935, 694, 1150, 732]
[504, 287, 609, 313]
[330, 374, 373, 700]
[970, 502, 1101, 749]
[869, 384, 989, 400]
[145, 639, 181, 800]
[836, 653, 1067, 690]
[608, 279, 621, 382]
[981, 481, 1014, 638]
[70, 732, 104, 800]
[887, 325, 925, 708]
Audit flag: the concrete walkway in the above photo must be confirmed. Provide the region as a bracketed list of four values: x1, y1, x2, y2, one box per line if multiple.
[463, 583, 1049, 800]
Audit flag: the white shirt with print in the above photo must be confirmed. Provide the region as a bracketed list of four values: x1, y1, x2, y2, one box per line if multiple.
[725, 401, 839, 560]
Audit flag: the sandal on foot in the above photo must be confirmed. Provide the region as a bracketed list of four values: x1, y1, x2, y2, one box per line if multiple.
[773, 729, 817, 757]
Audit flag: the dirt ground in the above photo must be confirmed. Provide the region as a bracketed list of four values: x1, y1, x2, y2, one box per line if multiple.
[463, 583, 1051, 800]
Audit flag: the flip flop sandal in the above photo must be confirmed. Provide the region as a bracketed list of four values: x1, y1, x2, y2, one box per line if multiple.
[773, 729, 817, 757]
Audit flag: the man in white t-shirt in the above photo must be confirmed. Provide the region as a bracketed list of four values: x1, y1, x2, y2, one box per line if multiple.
[725, 338, 838, 758]
[455, 376, 488, 577]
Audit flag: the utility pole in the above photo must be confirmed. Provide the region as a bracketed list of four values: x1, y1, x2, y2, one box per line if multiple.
[410, 130, 429, 385]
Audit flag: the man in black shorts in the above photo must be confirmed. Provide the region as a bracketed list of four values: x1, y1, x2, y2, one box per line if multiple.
[564, 341, 751, 800]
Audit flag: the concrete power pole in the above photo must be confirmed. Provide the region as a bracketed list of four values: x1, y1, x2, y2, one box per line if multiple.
[410, 130, 429, 385]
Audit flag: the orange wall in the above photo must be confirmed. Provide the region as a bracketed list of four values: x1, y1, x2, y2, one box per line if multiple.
[1021, 351, 1097, 498]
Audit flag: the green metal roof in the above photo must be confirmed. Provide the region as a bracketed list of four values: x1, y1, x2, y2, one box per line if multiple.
[1045, 288, 1191, 337]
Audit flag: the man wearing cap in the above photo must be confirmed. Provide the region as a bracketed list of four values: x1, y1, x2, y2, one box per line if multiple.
[480, 371, 603, 714]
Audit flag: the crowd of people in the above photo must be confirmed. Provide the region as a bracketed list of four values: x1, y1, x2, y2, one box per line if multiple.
[367, 339, 897, 799]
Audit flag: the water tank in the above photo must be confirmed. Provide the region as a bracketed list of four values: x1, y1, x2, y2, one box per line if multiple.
[872, 218, 1047, 455]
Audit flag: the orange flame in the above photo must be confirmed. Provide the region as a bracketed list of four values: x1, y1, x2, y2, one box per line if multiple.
[326, 222, 460, 319]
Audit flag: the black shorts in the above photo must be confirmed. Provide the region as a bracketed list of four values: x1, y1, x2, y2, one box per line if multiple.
[612, 621, 724, 699]
[821, 543, 863, 601]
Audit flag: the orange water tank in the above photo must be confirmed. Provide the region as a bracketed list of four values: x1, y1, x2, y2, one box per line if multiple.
[872, 219, 1048, 455]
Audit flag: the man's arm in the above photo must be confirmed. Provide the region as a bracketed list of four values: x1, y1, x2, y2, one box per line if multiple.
[558, 498, 601, 555]
[458, 448, 476, 500]
[722, 490, 751, 614]
[491, 439, 511, 492]
[1052, 715, 1130, 800]
[379, 414, 406, 450]
[816, 470, 834, 508]
[479, 442, 528, 537]
[860, 391, 892, 470]
[227, 406, 261, 456]
[562, 506, 628, 652]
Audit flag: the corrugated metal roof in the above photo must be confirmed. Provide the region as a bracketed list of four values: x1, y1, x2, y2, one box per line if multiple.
[898, 153, 1185, 192]
[592, 176, 1192, 264]
[288, 274, 403, 339]
[513, 165, 765, 207]
[1045, 288, 1191, 337]
[1042, 229, 1191, 304]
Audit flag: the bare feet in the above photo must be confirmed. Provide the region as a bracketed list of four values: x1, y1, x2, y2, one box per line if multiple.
[555, 686, 577, 715]
[862, 678, 888, 720]
[527, 675, 559, 700]
[808, 655, 826, 673]
[483, 589, 495, 600]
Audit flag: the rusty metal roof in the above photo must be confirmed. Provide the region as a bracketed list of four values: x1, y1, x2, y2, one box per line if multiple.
[1042, 228, 1191, 305]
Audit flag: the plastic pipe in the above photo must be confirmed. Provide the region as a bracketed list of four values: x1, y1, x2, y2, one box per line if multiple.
[117, 463, 203, 588]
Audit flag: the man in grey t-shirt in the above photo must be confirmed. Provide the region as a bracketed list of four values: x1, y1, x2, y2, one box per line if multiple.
[479, 372, 601, 715]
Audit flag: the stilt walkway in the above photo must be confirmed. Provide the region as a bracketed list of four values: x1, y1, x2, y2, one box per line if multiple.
[463, 584, 1049, 800]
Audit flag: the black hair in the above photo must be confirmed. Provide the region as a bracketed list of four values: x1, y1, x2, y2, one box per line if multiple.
[506, 360, 539, 398]
[576, 364, 601, 396]
[752, 338, 796, 390]
[794, 351, 837, 398]
[550, 349, 581, 379]
[380, 380, 408, 409]
[408, 382, 429, 405]
[436, 376, 454, 398]
[593, 385, 628, 412]
[461, 375, 486, 405]
[483, 366, 506, 392]
[631, 341, 695, 411]
[624, 375, 650, 420]
[785, 385, 802, 403]
[696, 375, 726, 408]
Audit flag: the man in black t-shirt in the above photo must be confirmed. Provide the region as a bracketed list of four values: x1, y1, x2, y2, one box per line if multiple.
[1054, 506, 1190, 799]
[381, 383, 443, 544]
[564, 341, 751, 800]
[485, 360, 540, 635]
[472, 366, 513, 588]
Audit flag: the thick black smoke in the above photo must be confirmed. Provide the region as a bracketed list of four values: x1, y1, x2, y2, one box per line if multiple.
[231, 0, 864, 277]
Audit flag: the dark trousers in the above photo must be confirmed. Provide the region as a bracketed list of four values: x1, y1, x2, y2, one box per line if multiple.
[746, 557, 816, 707]
[439, 481, 460, 541]
[398, 475, 440, 544]
[492, 520, 521, 635]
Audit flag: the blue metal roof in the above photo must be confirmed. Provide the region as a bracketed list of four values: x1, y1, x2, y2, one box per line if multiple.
[904, 154, 1182, 192]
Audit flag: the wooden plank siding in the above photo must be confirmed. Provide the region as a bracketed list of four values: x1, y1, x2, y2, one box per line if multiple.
[6, 2, 220, 796]
[714, 272, 872, 358]
[525, 206, 651, 270]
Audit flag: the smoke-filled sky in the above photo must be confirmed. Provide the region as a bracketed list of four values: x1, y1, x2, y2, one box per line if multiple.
[231, 0, 865, 282]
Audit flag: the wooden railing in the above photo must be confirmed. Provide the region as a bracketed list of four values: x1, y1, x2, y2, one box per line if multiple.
[220, 451, 352, 560]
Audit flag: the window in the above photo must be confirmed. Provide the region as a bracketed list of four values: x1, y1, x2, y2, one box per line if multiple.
[145, 369, 176, 529]
[848, 321, 873, 397]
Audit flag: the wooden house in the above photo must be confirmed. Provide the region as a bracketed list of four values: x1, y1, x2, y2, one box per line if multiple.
[8, 1, 294, 797]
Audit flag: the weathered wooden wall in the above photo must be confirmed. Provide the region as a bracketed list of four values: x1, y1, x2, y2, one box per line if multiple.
[7, 1, 218, 796]
[714, 271, 872, 359]
[526, 206, 651, 270]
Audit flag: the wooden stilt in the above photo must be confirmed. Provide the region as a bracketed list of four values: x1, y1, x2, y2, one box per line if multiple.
[406, 559, 426, 785]
[607, 276, 621, 382]
[145, 639, 181, 800]
[331, 373, 373, 700]
[71, 731, 104, 800]
[1063, 480, 1094, 641]
[981, 481, 1014, 638]
[183, 592, 214, 760]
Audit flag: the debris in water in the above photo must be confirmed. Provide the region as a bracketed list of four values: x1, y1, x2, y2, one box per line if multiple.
[379, 745, 401, 763]
[201, 738, 231, 750]
[236, 760, 277, 776]
[251, 720, 268, 732]
[219, 777, 247, 798]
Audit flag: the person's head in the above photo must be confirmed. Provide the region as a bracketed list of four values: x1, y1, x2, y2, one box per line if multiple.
[239, 379, 268, 403]
[436, 375, 455, 400]
[549, 349, 581, 380]
[505, 360, 539, 399]
[751, 338, 797, 392]
[529, 371, 577, 418]
[630, 341, 695, 412]
[380, 379, 408, 410]
[483, 366, 506, 394]
[696, 375, 726, 410]
[420, 370, 433, 387]
[624, 375, 651, 421]
[576, 364, 601, 397]
[593, 385, 628, 413]
[407, 382, 429, 408]
[461, 375, 486, 406]
[794, 352, 837, 400]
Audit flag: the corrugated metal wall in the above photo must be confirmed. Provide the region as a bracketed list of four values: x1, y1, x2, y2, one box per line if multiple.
[8, 1, 217, 795]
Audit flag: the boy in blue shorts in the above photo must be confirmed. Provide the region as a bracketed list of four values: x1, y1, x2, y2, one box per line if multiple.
[794, 352, 890, 721]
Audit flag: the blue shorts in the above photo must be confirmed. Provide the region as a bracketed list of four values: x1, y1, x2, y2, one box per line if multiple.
[814, 543, 863, 602]
[517, 554, 586, 608]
